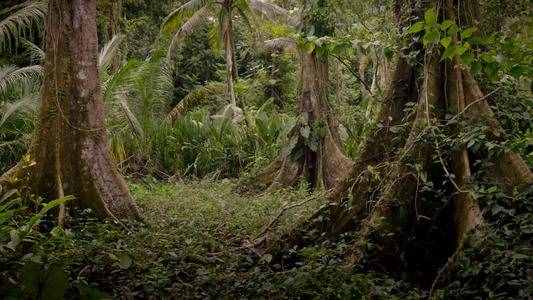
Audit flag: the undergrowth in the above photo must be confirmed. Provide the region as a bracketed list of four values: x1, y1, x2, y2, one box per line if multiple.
[1, 180, 421, 299]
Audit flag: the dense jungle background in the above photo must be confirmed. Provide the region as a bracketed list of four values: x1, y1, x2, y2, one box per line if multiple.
[0, 0, 531, 298]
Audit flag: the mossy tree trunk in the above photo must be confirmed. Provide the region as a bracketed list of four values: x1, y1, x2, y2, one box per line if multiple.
[256, 0, 354, 192]
[329, 0, 532, 265]
[326, 1, 419, 233]
[30, 0, 140, 219]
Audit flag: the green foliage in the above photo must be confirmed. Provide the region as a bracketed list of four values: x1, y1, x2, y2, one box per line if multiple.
[1, 181, 420, 298]
[113, 107, 290, 179]
[436, 185, 532, 299]
[171, 25, 224, 102]
[1, 195, 72, 251]
[407, 8, 532, 81]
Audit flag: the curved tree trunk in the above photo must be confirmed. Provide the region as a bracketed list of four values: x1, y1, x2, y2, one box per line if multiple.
[30, 0, 140, 219]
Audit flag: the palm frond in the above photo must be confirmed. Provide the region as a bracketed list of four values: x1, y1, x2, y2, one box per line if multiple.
[21, 38, 44, 62]
[116, 91, 144, 137]
[0, 98, 29, 128]
[99, 34, 125, 73]
[162, 0, 212, 35]
[207, 21, 222, 52]
[130, 54, 174, 123]
[0, 65, 43, 95]
[102, 59, 139, 102]
[0, 1, 47, 50]
[167, 82, 226, 121]
[264, 37, 297, 53]
[167, 6, 213, 59]
[157, 61, 175, 104]
[234, 1, 253, 30]
[0, 90, 39, 129]
[248, 0, 298, 27]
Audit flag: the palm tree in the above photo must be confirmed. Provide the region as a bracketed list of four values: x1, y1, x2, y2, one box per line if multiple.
[162, 0, 295, 120]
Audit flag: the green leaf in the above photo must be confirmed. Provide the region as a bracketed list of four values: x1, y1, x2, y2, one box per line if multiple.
[461, 27, 477, 39]
[440, 20, 455, 30]
[460, 52, 474, 66]
[117, 253, 132, 269]
[424, 8, 438, 25]
[440, 37, 452, 48]
[302, 41, 315, 54]
[484, 63, 499, 81]
[7, 229, 21, 250]
[481, 52, 495, 63]
[407, 21, 425, 34]
[447, 24, 459, 36]
[41, 263, 68, 300]
[442, 44, 457, 59]
[471, 61, 482, 73]
[22, 261, 42, 299]
[423, 29, 440, 45]
[509, 64, 526, 77]
[456, 45, 469, 56]
[383, 47, 394, 59]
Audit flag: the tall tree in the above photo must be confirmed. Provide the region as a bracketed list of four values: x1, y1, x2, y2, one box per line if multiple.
[28, 0, 139, 219]
[162, 0, 296, 119]
[256, 0, 354, 191]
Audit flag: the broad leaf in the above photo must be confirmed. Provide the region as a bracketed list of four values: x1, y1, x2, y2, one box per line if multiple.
[407, 21, 425, 34]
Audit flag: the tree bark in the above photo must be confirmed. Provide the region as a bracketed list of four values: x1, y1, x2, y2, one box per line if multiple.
[30, 0, 140, 219]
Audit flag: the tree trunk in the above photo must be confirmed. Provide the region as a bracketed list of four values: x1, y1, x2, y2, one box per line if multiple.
[327, 55, 416, 205]
[252, 0, 353, 192]
[447, 59, 483, 244]
[222, 9, 238, 108]
[256, 50, 354, 192]
[31, 0, 140, 219]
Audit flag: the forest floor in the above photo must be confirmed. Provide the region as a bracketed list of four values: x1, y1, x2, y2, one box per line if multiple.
[24, 180, 420, 299]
